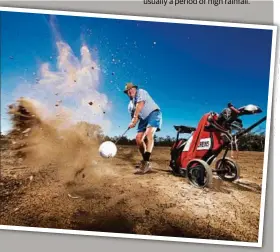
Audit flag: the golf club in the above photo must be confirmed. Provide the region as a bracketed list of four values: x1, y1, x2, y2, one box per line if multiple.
[114, 127, 130, 145]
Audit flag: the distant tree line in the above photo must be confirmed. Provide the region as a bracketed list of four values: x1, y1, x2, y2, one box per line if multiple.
[101, 135, 175, 147]
[4, 120, 264, 152]
[235, 132, 266, 152]
[101, 133, 266, 151]
[72, 122, 266, 152]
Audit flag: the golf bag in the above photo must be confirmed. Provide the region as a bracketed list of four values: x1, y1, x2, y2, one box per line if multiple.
[171, 113, 224, 169]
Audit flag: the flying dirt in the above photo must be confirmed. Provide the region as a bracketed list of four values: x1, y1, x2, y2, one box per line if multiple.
[0, 20, 266, 243]
[0, 97, 264, 243]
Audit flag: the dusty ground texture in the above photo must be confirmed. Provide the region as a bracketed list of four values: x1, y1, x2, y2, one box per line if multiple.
[0, 137, 264, 243]
[0, 98, 265, 243]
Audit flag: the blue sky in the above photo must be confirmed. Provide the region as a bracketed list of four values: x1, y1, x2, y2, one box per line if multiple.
[1, 11, 273, 139]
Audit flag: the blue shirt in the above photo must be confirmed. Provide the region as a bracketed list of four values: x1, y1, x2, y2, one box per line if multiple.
[128, 88, 160, 120]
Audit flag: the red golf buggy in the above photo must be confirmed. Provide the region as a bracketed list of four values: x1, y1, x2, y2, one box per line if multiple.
[169, 103, 266, 188]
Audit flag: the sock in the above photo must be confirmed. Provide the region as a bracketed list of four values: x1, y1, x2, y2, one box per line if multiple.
[143, 152, 151, 162]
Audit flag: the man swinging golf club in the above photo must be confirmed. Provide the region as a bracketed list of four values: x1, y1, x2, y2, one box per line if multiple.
[124, 82, 162, 174]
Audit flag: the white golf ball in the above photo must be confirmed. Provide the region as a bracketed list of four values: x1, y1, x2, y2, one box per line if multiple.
[99, 141, 117, 158]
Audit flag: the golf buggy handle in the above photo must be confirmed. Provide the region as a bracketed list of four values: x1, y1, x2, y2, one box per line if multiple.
[227, 102, 241, 117]
[234, 116, 267, 139]
[215, 115, 267, 156]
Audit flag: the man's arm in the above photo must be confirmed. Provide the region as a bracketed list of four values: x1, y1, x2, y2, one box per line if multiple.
[129, 101, 145, 128]
[133, 101, 145, 119]
[133, 89, 147, 117]
[129, 89, 147, 128]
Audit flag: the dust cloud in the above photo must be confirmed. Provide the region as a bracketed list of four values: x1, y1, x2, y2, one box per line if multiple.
[6, 19, 117, 184]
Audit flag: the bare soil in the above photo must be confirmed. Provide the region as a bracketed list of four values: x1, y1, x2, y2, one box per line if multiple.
[0, 138, 264, 243]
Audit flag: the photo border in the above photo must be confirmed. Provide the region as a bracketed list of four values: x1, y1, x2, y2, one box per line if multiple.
[0, 5, 277, 248]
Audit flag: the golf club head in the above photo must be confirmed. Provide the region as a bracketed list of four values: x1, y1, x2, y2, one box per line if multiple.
[238, 104, 262, 115]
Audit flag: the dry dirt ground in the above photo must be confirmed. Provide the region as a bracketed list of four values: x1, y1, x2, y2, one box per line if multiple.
[0, 137, 264, 243]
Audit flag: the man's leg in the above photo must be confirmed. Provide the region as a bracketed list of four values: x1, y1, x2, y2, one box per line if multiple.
[135, 117, 148, 164]
[136, 132, 146, 160]
[134, 110, 162, 174]
[142, 110, 162, 165]
[141, 126, 157, 163]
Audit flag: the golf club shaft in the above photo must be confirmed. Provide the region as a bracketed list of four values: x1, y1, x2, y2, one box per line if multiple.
[115, 128, 130, 144]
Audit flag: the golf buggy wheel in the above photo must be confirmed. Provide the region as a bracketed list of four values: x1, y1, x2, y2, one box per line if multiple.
[186, 159, 213, 188]
[215, 157, 240, 182]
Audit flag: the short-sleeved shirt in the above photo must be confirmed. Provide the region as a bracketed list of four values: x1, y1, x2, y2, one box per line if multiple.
[128, 88, 160, 120]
